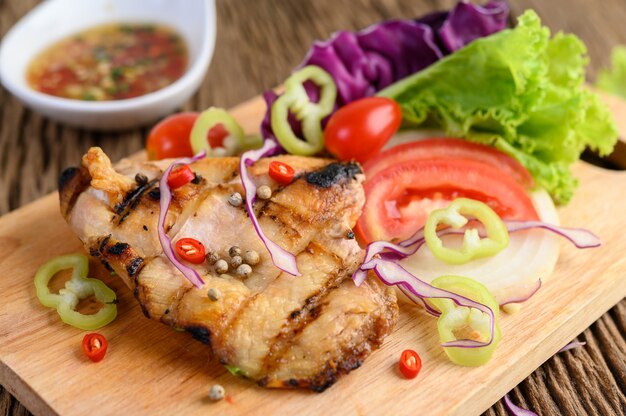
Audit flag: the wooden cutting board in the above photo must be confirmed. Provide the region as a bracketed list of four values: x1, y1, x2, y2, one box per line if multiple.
[0, 93, 625, 416]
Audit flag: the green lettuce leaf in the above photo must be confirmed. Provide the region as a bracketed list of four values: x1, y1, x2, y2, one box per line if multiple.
[597, 46, 626, 99]
[378, 10, 618, 204]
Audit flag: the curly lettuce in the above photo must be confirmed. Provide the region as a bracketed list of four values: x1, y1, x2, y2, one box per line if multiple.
[379, 10, 618, 204]
[597, 46, 626, 99]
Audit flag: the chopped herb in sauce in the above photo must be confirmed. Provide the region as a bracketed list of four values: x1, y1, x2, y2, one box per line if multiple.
[27, 23, 188, 101]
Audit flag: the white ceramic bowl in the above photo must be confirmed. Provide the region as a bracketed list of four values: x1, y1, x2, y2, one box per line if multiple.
[0, 0, 215, 130]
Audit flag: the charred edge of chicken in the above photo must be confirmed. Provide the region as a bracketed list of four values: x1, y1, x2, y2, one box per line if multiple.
[305, 162, 362, 188]
[58, 166, 91, 218]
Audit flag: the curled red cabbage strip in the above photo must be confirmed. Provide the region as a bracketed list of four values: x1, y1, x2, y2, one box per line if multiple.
[239, 140, 300, 276]
[503, 395, 538, 416]
[367, 258, 495, 348]
[398, 286, 442, 317]
[158, 152, 207, 288]
[558, 340, 586, 353]
[503, 220, 601, 248]
[499, 280, 542, 306]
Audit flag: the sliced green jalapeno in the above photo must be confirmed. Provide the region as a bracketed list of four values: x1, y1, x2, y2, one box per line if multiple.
[429, 275, 501, 367]
[425, 198, 509, 264]
[34, 254, 117, 330]
[271, 65, 337, 155]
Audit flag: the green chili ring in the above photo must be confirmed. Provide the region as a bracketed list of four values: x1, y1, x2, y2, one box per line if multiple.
[271, 65, 337, 156]
[34, 254, 117, 330]
[425, 198, 509, 264]
[430, 275, 502, 367]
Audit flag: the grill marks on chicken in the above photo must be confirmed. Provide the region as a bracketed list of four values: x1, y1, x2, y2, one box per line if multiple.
[59, 147, 398, 391]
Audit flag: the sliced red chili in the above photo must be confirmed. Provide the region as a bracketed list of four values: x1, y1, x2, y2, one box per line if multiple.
[399, 349, 422, 379]
[175, 238, 206, 264]
[167, 165, 195, 189]
[268, 161, 295, 185]
[82, 333, 108, 363]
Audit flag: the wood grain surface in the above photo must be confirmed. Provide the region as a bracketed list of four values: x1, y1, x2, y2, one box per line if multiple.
[0, 0, 624, 415]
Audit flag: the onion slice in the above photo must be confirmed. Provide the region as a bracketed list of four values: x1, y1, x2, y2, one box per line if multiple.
[239, 139, 300, 276]
[354, 206, 600, 305]
[558, 340, 586, 353]
[354, 221, 599, 286]
[367, 258, 495, 348]
[358, 221, 600, 272]
[158, 152, 207, 288]
[503, 395, 538, 416]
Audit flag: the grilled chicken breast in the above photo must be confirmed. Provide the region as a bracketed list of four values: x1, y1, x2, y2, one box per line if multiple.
[58, 147, 397, 391]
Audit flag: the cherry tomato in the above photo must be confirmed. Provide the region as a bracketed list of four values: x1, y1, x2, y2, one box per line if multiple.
[82, 333, 108, 363]
[399, 349, 422, 379]
[356, 158, 539, 243]
[324, 97, 402, 163]
[175, 238, 206, 264]
[208, 123, 229, 148]
[167, 165, 195, 189]
[146, 112, 198, 160]
[268, 161, 295, 185]
[364, 138, 534, 189]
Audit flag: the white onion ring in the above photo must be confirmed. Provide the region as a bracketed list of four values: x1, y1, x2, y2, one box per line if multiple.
[398, 190, 561, 305]
[354, 190, 601, 306]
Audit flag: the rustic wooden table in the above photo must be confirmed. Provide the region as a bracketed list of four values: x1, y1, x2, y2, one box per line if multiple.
[1, 0, 624, 415]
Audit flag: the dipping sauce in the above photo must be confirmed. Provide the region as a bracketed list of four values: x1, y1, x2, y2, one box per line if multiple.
[26, 23, 188, 101]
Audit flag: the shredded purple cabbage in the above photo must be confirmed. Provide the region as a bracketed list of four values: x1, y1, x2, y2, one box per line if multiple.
[500, 280, 542, 306]
[558, 340, 586, 353]
[367, 257, 496, 348]
[238, 139, 300, 276]
[158, 152, 207, 288]
[261, 1, 509, 141]
[504, 395, 538, 416]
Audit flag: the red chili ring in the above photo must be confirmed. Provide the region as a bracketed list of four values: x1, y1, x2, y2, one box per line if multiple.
[167, 165, 195, 189]
[268, 161, 295, 185]
[82, 333, 108, 363]
[399, 349, 422, 379]
[175, 238, 206, 264]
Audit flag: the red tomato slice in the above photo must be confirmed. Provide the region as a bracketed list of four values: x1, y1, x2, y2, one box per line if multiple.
[357, 158, 540, 243]
[363, 138, 534, 189]
[146, 112, 198, 160]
